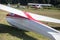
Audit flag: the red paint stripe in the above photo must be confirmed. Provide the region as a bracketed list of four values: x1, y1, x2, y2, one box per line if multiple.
[23, 11, 38, 21]
[23, 11, 45, 24]
[23, 11, 35, 20]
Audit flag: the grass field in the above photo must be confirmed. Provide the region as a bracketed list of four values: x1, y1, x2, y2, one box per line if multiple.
[0, 7, 60, 40]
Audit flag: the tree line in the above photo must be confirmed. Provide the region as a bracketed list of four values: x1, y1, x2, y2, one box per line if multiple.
[0, 0, 60, 7]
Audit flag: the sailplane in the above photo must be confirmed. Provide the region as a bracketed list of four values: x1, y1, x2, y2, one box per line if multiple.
[0, 4, 60, 40]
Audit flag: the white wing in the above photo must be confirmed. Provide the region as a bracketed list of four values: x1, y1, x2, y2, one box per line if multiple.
[0, 4, 60, 23]
[28, 13, 60, 23]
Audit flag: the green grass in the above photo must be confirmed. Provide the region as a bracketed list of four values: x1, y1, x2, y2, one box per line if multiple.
[0, 7, 60, 40]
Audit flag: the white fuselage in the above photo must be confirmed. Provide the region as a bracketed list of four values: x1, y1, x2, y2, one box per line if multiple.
[6, 14, 60, 40]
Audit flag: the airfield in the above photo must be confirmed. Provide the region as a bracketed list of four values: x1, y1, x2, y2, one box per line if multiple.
[0, 7, 60, 40]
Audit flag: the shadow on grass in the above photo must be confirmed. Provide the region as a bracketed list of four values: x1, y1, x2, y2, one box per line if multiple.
[52, 27, 60, 30]
[0, 24, 37, 40]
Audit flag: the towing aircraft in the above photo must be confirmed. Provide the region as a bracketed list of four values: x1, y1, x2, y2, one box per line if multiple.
[0, 4, 60, 40]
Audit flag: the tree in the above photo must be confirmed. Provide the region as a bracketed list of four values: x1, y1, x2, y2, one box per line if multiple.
[6, 0, 12, 6]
